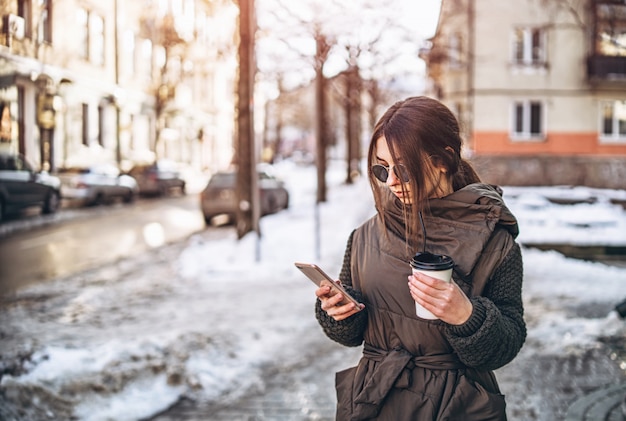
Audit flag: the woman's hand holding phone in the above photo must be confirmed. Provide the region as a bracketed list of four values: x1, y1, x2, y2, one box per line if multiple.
[295, 262, 364, 321]
[315, 280, 364, 321]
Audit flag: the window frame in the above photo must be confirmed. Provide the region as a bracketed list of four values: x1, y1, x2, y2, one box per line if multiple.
[510, 100, 545, 141]
[77, 8, 89, 60]
[599, 100, 626, 143]
[38, 0, 52, 44]
[595, 2, 626, 57]
[90, 12, 105, 66]
[77, 8, 105, 66]
[448, 32, 463, 69]
[511, 26, 547, 67]
[17, 0, 33, 39]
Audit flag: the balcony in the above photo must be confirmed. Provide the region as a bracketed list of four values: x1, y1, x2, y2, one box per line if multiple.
[587, 55, 626, 81]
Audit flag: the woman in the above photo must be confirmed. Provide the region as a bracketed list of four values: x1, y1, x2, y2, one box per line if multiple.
[314, 96, 526, 420]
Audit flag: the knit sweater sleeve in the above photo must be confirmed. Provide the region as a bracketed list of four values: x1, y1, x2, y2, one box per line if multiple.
[444, 242, 526, 371]
[314, 231, 367, 347]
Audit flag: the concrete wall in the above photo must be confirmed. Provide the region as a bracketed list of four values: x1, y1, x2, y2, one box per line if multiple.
[469, 155, 626, 190]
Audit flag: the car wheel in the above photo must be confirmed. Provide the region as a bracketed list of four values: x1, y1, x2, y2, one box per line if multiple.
[123, 190, 135, 203]
[158, 184, 169, 196]
[92, 193, 105, 206]
[266, 194, 278, 215]
[42, 191, 61, 214]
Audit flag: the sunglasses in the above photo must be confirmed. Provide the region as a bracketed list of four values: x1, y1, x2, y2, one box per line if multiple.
[371, 163, 410, 183]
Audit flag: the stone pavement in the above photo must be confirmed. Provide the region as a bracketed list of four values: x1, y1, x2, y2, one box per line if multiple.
[148, 326, 626, 421]
[565, 382, 626, 421]
[495, 311, 626, 421]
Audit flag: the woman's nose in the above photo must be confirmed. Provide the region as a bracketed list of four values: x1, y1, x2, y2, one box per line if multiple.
[386, 168, 400, 185]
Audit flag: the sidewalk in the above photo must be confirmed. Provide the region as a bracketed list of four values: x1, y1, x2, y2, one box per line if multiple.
[147, 242, 626, 421]
[565, 382, 626, 421]
[150, 305, 626, 421]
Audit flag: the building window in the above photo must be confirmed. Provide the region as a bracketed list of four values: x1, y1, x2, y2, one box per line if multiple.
[449, 33, 462, 69]
[17, 0, 32, 39]
[38, 0, 52, 44]
[91, 13, 105, 66]
[596, 2, 626, 57]
[82, 103, 89, 146]
[77, 8, 89, 59]
[141, 39, 153, 78]
[98, 104, 104, 146]
[123, 30, 136, 77]
[77, 9, 105, 65]
[600, 100, 626, 142]
[511, 100, 544, 140]
[512, 27, 546, 66]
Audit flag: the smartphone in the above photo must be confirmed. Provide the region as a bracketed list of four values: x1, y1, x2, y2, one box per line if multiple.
[294, 262, 363, 309]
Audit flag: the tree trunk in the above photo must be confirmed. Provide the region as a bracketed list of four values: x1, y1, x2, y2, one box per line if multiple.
[345, 66, 362, 184]
[315, 32, 329, 203]
[235, 0, 259, 240]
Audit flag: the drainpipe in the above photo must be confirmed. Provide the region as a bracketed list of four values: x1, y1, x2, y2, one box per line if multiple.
[467, 0, 475, 152]
[114, 0, 122, 168]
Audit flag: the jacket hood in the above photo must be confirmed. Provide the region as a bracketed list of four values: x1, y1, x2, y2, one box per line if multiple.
[438, 183, 519, 239]
[378, 183, 519, 278]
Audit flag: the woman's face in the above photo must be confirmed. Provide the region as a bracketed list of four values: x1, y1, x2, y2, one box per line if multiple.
[374, 136, 452, 204]
[374, 136, 413, 205]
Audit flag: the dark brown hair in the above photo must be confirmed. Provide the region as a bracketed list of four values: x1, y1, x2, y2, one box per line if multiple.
[367, 96, 481, 241]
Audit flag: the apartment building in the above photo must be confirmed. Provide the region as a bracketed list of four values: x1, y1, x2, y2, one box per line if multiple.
[421, 0, 626, 188]
[0, 0, 237, 173]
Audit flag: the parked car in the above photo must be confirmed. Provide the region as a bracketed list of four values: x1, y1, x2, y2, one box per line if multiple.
[0, 151, 61, 221]
[127, 160, 186, 197]
[58, 164, 138, 206]
[200, 168, 289, 225]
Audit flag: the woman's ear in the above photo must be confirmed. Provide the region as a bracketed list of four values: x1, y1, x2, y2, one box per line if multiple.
[428, 155, 447, 174]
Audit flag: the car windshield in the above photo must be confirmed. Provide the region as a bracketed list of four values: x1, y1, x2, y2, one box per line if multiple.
[0, 154, 33, 171]
[156, 160, 177, 171]
[59, 165, 119, 176]
[128, 165, 149, 174]
[58, 167, 90, 174]
[208, 171, 280, 186]
[209, 173, 236, 187]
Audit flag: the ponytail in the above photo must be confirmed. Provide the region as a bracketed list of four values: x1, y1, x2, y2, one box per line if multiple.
[452, 159, 481, 191]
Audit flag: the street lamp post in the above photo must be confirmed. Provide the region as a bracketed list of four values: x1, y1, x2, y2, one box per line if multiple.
[35, 75, 57, 172]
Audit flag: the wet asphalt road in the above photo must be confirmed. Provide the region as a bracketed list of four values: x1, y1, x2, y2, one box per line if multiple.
[0, 194, 205, 294]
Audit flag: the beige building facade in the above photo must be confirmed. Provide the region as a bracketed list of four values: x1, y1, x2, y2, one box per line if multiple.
[422, 0, 626, 159]
[0, 0, 237, 173]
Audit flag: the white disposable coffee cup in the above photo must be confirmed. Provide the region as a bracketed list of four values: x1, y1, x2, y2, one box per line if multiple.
[410, 252, 454, 320]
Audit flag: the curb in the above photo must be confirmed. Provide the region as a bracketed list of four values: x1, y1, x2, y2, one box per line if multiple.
[564, 382, 626, 421]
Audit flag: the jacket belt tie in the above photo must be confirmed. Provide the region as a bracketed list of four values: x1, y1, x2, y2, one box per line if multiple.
[352, 344, 465, 421]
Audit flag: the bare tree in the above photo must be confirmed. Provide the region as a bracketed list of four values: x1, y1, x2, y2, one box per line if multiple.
[257, 0, 429, 193]
[234, 0, 260, 240]
[139, 13, 188, 159]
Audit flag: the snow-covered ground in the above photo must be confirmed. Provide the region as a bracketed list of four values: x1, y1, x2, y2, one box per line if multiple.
[503, 185, 626, 246]
[1, 159, 625, 421]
